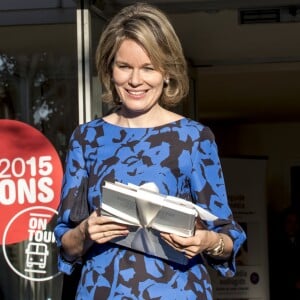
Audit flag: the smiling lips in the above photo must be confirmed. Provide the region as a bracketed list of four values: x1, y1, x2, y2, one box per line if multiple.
[126, 89, 148, 98]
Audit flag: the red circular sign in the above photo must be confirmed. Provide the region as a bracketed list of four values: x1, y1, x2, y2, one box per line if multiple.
[0, 120, 63, 244]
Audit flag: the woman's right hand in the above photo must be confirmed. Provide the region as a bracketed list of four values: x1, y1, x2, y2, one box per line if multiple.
[85, 210, 129, 244]
[61, 211, 129, 260]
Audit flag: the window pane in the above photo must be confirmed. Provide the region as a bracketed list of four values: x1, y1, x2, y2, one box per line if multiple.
[0, 19, 77, 300]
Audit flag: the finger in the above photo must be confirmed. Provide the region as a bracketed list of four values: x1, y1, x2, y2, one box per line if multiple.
[162, 233, 200, 255]
[183, 251, 193, 259]
[93, 229, 129, 243]
[93, 231, 110, 243]
[90, 210, 99, 217]
[97, 216, 131, 228]
[168, 233, 192, 246]
[161, 235, 185, 252]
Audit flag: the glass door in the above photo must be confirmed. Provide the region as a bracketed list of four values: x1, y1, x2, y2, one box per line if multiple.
[76, 0, 111, 125]
[0, 2, 78, 299]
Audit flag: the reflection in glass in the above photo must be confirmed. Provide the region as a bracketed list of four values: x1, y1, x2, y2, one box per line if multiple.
[0, 51, 77, 298]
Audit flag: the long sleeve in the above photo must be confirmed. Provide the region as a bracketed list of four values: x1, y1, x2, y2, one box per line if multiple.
[190, 126, 246, 277]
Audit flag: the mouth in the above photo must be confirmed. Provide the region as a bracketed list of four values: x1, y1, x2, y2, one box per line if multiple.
[126, 89, 148, 98]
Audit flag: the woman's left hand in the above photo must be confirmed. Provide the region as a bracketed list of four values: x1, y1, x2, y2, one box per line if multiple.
[160, 218, 213, 259]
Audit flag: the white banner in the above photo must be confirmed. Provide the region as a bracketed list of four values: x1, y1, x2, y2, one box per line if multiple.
[210, 157, 270, 300]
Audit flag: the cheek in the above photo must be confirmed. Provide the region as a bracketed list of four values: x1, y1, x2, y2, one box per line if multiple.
[144, 74, 164, 87]
[112, 69, 129, 85]
[151, 76, 164, 90]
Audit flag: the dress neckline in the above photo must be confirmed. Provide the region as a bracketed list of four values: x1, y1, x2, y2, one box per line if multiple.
[101, 116, 187, 130]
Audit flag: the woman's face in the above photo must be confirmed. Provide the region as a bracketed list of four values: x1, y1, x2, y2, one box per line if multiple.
[112, 39, 165, 114]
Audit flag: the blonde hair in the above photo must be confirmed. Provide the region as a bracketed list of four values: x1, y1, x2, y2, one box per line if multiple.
[95, 2, 189, 107]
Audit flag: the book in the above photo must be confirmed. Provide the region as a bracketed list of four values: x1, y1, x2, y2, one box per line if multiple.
[101, 181, 218, 265]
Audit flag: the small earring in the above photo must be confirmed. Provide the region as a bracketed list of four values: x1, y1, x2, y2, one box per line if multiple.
[164, 78, 170, 85]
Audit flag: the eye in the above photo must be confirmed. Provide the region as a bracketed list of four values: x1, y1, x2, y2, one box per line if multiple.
[115, 62, 131, 70]
[118, 64, 130, 69]
[143, 66, 155, 71]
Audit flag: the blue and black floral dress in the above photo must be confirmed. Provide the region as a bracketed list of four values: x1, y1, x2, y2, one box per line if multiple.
[54, 117, 246, 300]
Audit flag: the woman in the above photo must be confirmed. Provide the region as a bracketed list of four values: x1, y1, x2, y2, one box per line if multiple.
[54, 3, 246, 299]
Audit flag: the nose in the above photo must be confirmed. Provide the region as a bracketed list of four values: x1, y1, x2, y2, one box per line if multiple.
[129, 69, 142, 86]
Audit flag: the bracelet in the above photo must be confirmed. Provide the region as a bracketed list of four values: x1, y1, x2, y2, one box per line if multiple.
[205, 233, 225, 256]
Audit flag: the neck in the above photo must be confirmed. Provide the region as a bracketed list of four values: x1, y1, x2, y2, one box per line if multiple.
[117, 105, 165, 128]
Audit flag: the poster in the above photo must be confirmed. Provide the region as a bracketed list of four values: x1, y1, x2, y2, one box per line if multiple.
[210, 157, 270, 300]
[0, 119, 63, 299]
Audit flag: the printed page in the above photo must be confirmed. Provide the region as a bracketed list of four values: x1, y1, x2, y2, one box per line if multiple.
[100, 181, 218, 264]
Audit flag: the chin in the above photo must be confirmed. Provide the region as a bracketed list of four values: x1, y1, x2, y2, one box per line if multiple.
[123, 102, 148, 111]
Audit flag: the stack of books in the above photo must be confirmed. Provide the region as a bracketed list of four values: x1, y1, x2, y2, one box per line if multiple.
[101, 181, 218, 264]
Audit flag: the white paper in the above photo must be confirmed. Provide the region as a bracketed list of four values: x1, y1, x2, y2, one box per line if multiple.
[100, 181, 219, 264]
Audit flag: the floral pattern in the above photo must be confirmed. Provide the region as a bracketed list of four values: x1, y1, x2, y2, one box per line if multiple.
[54, 118, 246, 299]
